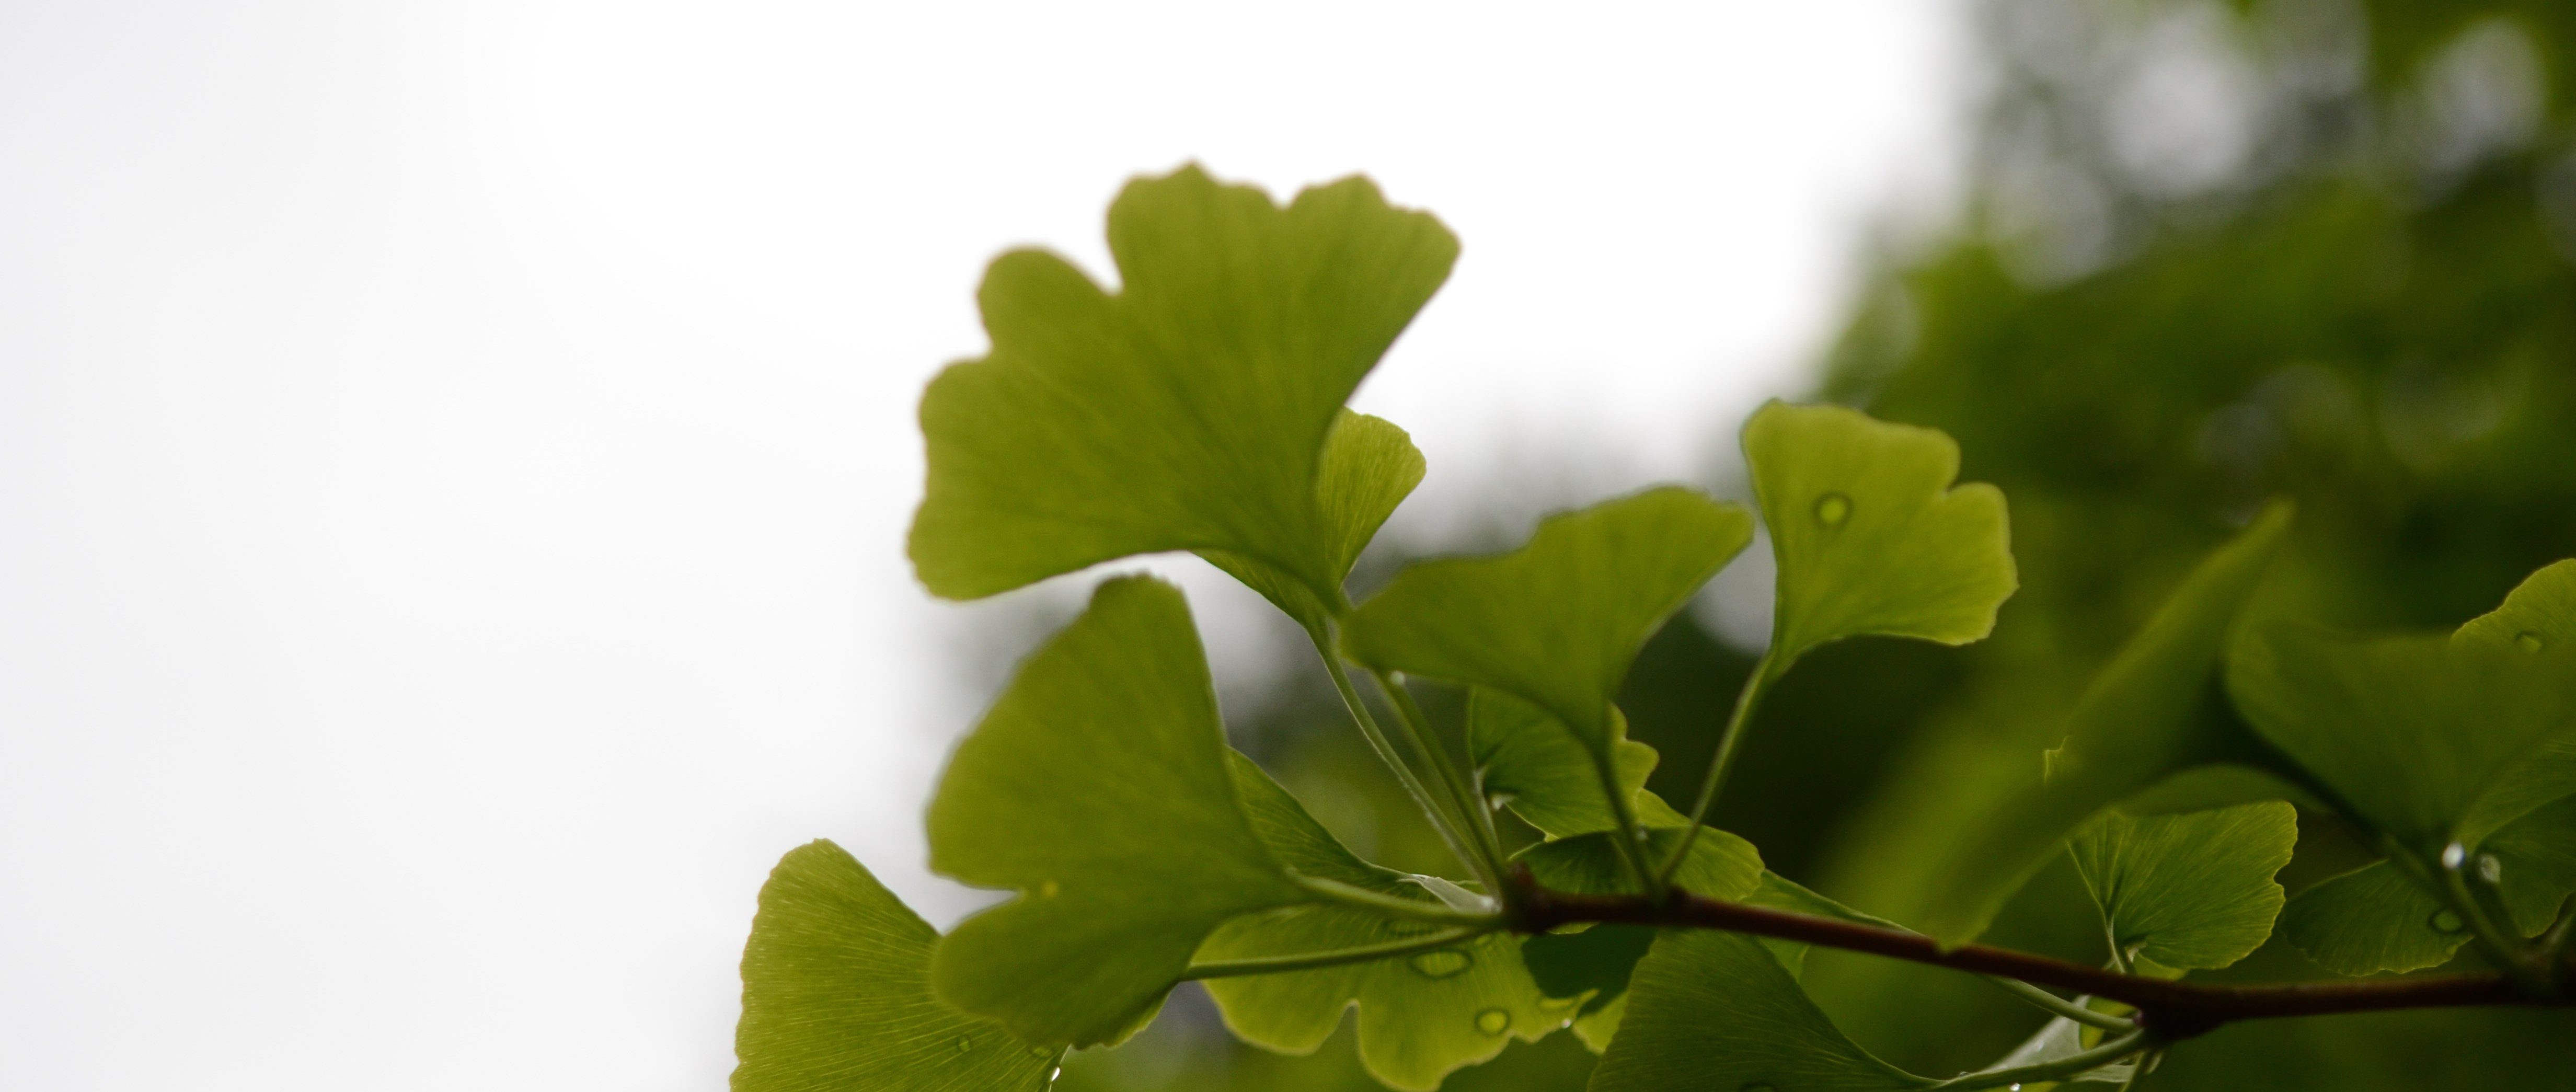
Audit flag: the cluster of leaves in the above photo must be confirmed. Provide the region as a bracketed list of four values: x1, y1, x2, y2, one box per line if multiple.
[730, 167, 2576, 1091]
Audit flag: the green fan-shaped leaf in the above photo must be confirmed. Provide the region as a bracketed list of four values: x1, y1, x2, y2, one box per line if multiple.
[2486, 794, 2576, 935]
[1515, 825, 1765, 901]
[1743, 401, 2017, 666]
[1198, 753, 1570, 1092]
[1340, 486, 1753, 750]
[1589, 929, 1930, 1092]
[1747, 871, 1912, 980]
[2454, 560, 2576, 843]
[2280, 792, 2576, 975]
[732, 840, 1057, 1092]
[2068, 801, 2297, 970]
[1916, 504, 2292, 947]
[909, 165, 1456, 605]
[2454, 558, 2576, 655]
[2228, 624, 2576, 853]
[927, 576, 1307, 1046]
[1468, 690, 1687, 838]
[1200, 411, 1427, 633]
[2279, 860, 2467, 975]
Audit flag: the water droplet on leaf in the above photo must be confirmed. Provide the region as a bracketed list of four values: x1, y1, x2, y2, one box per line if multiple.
[2431, 910, 2466, 934]
[1813, 492, 1852, 526]
[2478, 853, 2504, 883]
[1475, 1008, 1510, 1035]
[1408, 949, 1472, 978]
[2517, 630, 2546, 652]
[2441, 843, 2467, 870]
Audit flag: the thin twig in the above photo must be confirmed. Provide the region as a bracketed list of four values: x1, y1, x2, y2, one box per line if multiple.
[1516, 881, 2552, 1038]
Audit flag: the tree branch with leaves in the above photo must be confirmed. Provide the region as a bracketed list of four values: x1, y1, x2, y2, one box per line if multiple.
[730, 165, 2576, 1092]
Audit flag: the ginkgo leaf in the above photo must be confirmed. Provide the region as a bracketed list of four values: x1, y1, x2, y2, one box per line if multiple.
[2279, 860, 2468, 975]
[1588, 929, 1930, 1092]
[926, 576, 1308, 1047]
[2453, 559, 2576, 843]
[733, 840, 1057, 1092]
[2281, 792, 2576, 975]
[2228, 624, 2576, 854]
[2485, 794, 2576, 936]
[1743, 401, 2017, 666]
[2453, 558, 2576, 656]
[2067, 802, 2297, 970]
[1200, 411, 1427, 633]
[1515, 825, 1765, 902]
[1197, 752, 1571, 1092]
[909, 165, 1456, 605]
[1468, 690, 1687, 838]
[1916, 504, 2292, 948]
[1340, 486, 1754, 751]
[1747, 871, 1911, 979]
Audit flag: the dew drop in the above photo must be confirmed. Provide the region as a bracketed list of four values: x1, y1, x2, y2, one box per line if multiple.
[1038, 880, 1060, 899]
[2431, 910, 2467, 934]
[2518, 630, 2546, 652]
[1409, 949, 1473, 979]
[1813, 492, 1852, 527]
[2478, 853, 2504, 884]
[2009, 1085, 2023, 1091]
[2440, 842, 2467, 870]
[954, 1036, 973, 1053]
[1048, 1066, 1061, 1084]
[1475, 1008, 1510, 1036]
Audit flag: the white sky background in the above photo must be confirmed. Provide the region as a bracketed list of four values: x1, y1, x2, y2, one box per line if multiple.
[0, 2, 1963, 1088]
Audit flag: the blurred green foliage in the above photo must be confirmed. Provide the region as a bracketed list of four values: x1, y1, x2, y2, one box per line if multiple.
[1051, 0, 2576, 1086]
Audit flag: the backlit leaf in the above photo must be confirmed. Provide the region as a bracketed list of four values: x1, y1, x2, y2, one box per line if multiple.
[2228, 624, 2576, 854]
[1200, 411, 1427, 633]
[1515, 825, 1764, 902]
[2483, 794, 2576, 937]
[1198, 753, 1570, 1092]
[1468, 690, 1686, 838]
[910, 165, 1455, 605]
[2280, 793, 2576, 975]
[2278, 861, 2467, 975]
[732, 841, 1057, 1092]
[1747, 871, 1911, 980]
[1341, 486, 1753, 750]
[2453, 559, 2576, 843]
[2067, 802, 2297, 970]
[1589, 929, 1929, 1092]
[1916, 505, 2292, 947]
[927, 576, 1307, 1046]
[1743, 401, 2016, 666]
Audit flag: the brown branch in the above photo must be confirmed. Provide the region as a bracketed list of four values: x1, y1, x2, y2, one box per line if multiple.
[1516, 882, 2554, 1039]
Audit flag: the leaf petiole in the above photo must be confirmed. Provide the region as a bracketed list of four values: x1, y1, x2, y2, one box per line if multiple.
[1982, 976, 2136, 1031]
[1658, 650, 1783, 885]
[1368, 666, 1509, 890]
[1182, 924, 1498, 981]
[1293, 873, 1507, 927]
[1924, 1028, 2154, 1090]
[1309, 627, 1494, 891]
